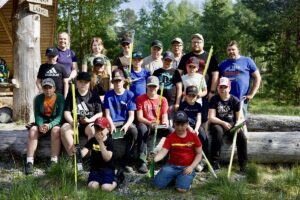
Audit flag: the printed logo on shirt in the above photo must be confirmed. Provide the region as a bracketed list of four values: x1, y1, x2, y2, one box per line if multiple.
[171, 141, 195, 147]
[45, 67, 59, 77]
[223, 63, 240, 79]
[77, 101, 92, 116]
[217, 102, 233, 119]
[92, 144, 101, 151]
[160, 73, 173, 90]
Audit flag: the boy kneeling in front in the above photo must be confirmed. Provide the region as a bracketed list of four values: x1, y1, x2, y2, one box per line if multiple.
[152, 111, 202, 192]
[81, 117, 120, 191]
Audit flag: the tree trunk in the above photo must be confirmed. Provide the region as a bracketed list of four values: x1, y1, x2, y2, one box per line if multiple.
[1, 130, 300, 163]
[13, 7, 40, 123]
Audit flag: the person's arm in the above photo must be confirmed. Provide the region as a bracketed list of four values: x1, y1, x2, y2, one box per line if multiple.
[137, 110, 152, 126]
[199, 86, 207, 98]
[194, 112, 202, 134]
[81, 64, 87, 72]
[208, 108, 231, 130]
[208, 71, 219, 101]
[98, 140, 113, 162]
[183, 146, 202, 175]
[120, 110, 135, 134]
[36, 78, 43, 93]
[245, 70, 261, 101]
[63, 78, 69, 99]
[105, 109, 116, 133]
[154, 147, 169, 162]
[81, 147, 89, 158]
[68, 62, 78, 80]
[64, 111, 74, 125]
[49, 95, 65, 129]
[175, 82, 182, 111]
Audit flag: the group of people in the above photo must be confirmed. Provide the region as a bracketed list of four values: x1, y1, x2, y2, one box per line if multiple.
[25, 32, 261, 192]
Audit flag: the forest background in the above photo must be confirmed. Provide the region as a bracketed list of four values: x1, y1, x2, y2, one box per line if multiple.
[57, 0, 300, 106]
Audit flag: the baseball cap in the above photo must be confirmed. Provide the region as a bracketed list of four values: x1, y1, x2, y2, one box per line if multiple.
[93, 117, 110, 129]
[191, 33, 204, 41]
[163, 51, 174, 61]
[186, 85, 198, 96]
[42, 78, 55, 87]
[147, 76, 159, 87]
[121, 37, 131, 44]
[219, 77, 231, 87]
[132, 51, 143, 59]
[45, 47, 59, 57]
[186, 56, 200, 66]
[174, 111, 188, 123]
[93, 57, 105, 66]
[151, 40, 163, 49]
[112, 69, 125, 81]
[77, 72, 91, 81]
[171, 37, 183, 44]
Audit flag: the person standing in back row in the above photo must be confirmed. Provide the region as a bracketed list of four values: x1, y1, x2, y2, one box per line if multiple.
[177, 33, 219, 131]
[142, 40, 164, 75]
[171, 37, 184, 69]
[219, 40, 261, 117]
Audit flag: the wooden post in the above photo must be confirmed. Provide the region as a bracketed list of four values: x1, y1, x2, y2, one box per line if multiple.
[13, 4, 40, 123]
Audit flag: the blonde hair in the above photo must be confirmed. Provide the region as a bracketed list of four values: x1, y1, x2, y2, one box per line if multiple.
[58, 32, 70, 48]
[90, 65, 109, 90]
[90, 37, 106, 54]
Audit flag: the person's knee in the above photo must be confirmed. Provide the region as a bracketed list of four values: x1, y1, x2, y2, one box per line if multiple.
[51, 127, 61, 140]
[60, 123, 72, 138]
[88, 181, 99, 189]
[101, 183, 116, 192]
[28, 126, 39, 140]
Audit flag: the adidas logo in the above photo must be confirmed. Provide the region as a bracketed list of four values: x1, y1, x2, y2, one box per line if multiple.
[45, 68, 59, 77]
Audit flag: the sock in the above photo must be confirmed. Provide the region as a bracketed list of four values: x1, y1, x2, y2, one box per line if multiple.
[50, 156, 58, 163]
[27, 157, 34, 164]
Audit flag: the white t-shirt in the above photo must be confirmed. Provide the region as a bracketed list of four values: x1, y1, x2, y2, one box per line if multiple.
[181, 73, 207, 104]
[142, 55, 163, 75]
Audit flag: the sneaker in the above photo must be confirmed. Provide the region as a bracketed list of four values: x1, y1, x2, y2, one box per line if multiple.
[124, 165, 134, 173]
[115, 169, 125, 186]
[25, 162, 33, 175]
[213, 161, 221, 171]
[138, 163, 148, 174]
[240, 165, 247, 173]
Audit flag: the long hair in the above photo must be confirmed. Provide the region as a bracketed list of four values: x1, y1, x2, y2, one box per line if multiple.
[90, 65, 109, 90]
[90, 37, 106, 55]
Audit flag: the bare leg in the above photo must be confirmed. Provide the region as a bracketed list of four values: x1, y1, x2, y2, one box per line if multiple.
[88, 181, 99, 189]
[60, 123, 74, 156]
[27, 126, 40, 157]
[101, 182, 117, 192]
[51, 126, 61, 158]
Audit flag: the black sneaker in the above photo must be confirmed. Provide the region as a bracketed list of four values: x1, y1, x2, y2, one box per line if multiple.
[138, 163, 148, 174]
[240, 165, 247, 173]
[213, 161, 221, 171]
[25, 162, 33, 175]
[115, 169, 125, 186]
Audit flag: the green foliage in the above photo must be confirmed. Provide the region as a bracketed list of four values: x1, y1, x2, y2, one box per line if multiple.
[246, 163, 260, 184]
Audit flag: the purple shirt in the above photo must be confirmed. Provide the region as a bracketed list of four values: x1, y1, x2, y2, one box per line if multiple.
[57, 48, 77, 76]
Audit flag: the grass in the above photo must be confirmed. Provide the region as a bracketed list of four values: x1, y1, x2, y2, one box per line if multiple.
[2, 158, 300, 200]
[249, 96, 300, 116]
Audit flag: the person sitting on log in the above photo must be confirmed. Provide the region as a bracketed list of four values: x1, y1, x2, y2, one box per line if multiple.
[208, 77, 247, 172]
[81, 117, 123, 191]
[152, 111, 202, 192]
[61, 72, 103, 156]
[136, 76, 170, 173]
[103, 69, 138, 173]
[25, 78, 65, 175]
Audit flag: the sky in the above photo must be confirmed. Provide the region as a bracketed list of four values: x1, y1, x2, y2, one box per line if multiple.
[120, 0, 205, 13]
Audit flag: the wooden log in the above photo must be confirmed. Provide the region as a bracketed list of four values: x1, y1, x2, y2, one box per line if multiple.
[13, 6, 40, 123]
[247, 114, 300, 132]
[1, 129, 300, 163]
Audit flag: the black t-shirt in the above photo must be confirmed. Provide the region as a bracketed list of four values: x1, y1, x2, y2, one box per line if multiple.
[37, 63, 69, 95]
[64, 90, 102, 119]
[178, 101, 202, 129]
[178, 51, 218, 92]
[209, 95, 240, 123]
[84, 137, 114, 170]
[153, 68, 182, 105]
[113, 52, 130, 78]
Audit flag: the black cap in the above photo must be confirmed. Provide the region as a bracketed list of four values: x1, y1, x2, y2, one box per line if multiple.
[45, 47, 59, 57]
[121, 37, 131, 44]
[163, 51, 174, 60]
[112, 69, 125, 81]
[77, 72, 91, 81]
[151, 40, 163, 49]
[174, 111, 188, 123]
[93, 57, 105, 66]
[186, 85, 198, 96]
[132, 51, 143, 59]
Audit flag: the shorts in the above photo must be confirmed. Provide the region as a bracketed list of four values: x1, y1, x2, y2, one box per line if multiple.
[88, 168, 116, 185]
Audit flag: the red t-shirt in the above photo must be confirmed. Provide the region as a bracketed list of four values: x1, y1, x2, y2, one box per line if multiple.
[163, 130, 202, 166]
[136, 94, 168, 123]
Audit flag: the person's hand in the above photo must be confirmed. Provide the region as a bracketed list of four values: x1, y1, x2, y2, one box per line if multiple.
[79, 116, 90, 124]
[95, 132, 105, 143]
[39, 124, 49, 134]
[193, 129, 199, 135]
[222, 121, 232, 130]
[183, 165, 194, 175]
[120, 124, 129, 134]
[110, 124, 116, 134]
[208, 92, 214, 101]
[148, 152, 156, 162]
[174, 104, 179, 112]
[149, 122, 157, 130]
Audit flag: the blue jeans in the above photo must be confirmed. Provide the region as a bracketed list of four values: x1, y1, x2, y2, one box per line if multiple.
[153, 164, 196, 190]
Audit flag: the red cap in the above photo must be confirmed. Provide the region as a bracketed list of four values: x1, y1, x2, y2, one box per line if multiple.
[94, 117, 110, 129]
[186, 56, 200, 66]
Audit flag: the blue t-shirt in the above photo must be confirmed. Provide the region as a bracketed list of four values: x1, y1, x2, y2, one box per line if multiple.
[219, 56, 257, 100]
[178, 101, 202, 129]
[57, 48, 77, 76]
[130, 68, 150, 101]
[104, 89, 136, 122]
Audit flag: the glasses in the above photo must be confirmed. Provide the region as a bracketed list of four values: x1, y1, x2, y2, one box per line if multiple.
[112, 79, 122, 83]
[164, 59, 173, 62]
